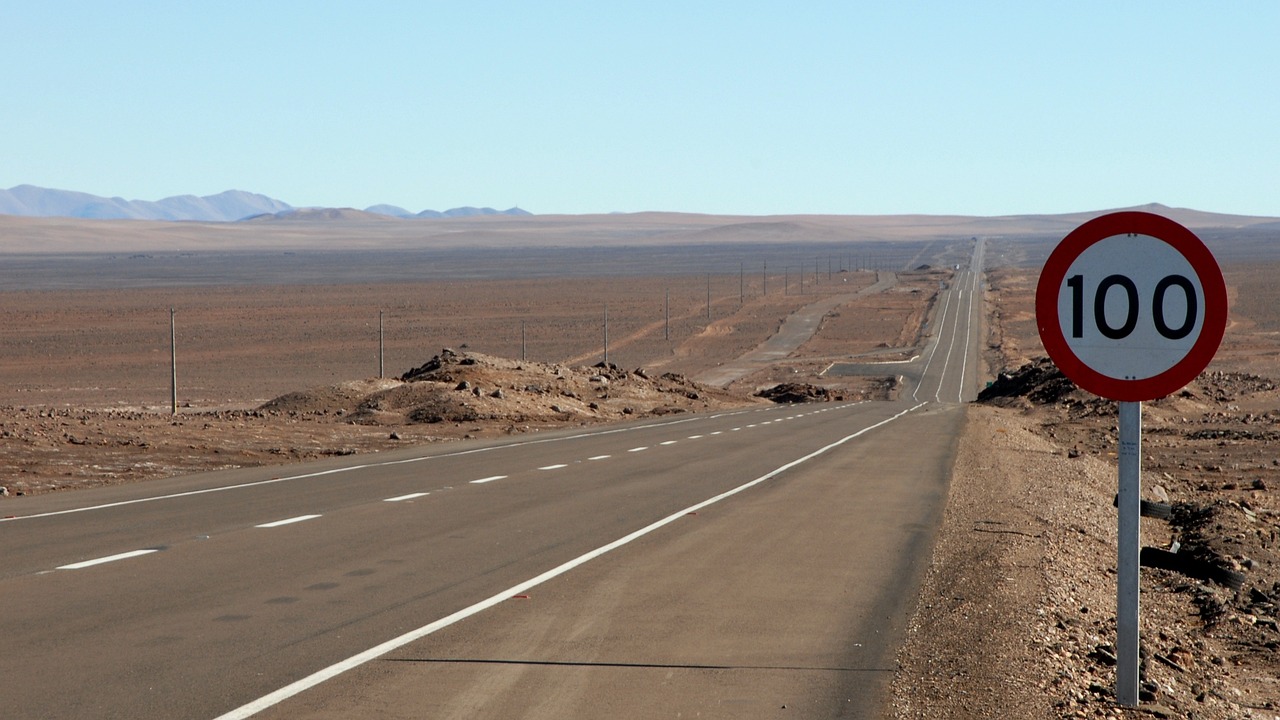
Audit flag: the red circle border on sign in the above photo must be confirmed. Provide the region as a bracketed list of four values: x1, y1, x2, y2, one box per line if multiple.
[1035, 211, 1227, 402]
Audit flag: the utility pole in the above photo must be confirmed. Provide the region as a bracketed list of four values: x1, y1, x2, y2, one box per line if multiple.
[378, 310, 385, 379]
[706, 273, 711, 320]
[739, 262, 744, 303]
[170, 308, 177, 415]
[521, 320, 527, 362]
[763, 261, 767, 295]
[603, 303, 609, 366]
[664, 288, 670, 341]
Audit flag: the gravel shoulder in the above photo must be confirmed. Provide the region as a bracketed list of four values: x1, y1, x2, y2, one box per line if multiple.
[892, 267, 1280, 719]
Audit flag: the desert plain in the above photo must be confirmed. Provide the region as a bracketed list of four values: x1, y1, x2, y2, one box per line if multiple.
[2, 209, 1280, 717]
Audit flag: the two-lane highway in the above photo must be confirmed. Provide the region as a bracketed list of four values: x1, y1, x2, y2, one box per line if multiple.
[1, 240, 987, 718]
[5, 401, 924, 718]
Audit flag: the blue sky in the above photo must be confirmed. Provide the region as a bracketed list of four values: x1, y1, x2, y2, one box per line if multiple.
[4, 2, 1277, 216]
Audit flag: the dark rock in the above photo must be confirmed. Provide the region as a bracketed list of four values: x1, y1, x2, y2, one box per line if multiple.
[756, 383, 832, 404]
[977, 357, 1078, 406]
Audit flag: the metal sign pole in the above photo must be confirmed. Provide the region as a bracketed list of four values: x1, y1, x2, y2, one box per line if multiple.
[1116, 400, 1142, 706]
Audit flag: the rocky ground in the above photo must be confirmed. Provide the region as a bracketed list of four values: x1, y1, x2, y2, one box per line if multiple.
[893, 270, 1280, 718]
[0, 347, 890, 497]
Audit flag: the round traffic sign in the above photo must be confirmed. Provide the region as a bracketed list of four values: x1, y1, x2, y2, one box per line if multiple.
[1036, 211, 1227, 401]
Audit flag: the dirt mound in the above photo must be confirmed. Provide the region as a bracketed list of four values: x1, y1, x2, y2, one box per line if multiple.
[754, 383, 841, 404]
[258, 379, 402, 415]
[261, 348, 756, 427]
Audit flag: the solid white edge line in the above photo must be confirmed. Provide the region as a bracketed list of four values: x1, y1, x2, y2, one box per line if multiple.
[210, 401, 927, 720]
[4, 410, 764, 524]
[57, 548, 159, 570]
[469, 476, 508, 485]
[384, 493, 430, 502]
[255, 514, 322, 528]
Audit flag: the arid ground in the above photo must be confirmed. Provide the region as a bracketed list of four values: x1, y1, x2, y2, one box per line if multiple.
[0, 261, 943, 495]
[3, 220, 1279, 717]
[893, 257, 1280, 719]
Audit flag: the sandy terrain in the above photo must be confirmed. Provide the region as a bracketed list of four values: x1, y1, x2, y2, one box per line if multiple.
[893, 259, 1280, 719]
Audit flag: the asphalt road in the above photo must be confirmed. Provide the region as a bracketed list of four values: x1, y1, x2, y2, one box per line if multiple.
[0, 241, 985, 719]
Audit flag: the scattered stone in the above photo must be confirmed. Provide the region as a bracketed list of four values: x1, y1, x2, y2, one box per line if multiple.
[756, 383, 834, 404]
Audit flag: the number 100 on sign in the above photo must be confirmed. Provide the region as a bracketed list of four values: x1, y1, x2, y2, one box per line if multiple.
[1037, 212, 1226, 401]
[1057, 233, 1205, 381]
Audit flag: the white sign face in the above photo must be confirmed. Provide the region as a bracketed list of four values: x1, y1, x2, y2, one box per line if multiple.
[1057, 233, 1204, 381]
[1037, 211, 1226, 401]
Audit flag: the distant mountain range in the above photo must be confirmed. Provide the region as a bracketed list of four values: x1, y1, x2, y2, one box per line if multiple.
[0, 185, 531, 222]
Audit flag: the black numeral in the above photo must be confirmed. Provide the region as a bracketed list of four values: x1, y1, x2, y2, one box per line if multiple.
[1066, 273, 1196, 341]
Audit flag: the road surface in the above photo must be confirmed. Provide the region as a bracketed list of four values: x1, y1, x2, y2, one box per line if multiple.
[0, 241, 985, 719]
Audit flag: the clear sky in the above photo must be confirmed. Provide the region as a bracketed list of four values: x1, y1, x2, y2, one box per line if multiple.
[4, 2, 1277, 217]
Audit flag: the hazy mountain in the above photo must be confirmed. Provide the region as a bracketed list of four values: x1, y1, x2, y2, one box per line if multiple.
[364, 204, 531, 218]
[0, 185, 293, 221]
[1, 185, 532, 222]
[242, 208, 398, 222]
[364, 204, 414, 218]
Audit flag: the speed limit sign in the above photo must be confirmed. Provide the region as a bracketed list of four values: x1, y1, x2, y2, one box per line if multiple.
[1036, 210, 1227, 706]
[1036, 211, 1227, 401]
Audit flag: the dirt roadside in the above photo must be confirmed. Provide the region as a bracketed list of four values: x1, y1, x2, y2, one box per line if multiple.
[892, 270, 1280, 719]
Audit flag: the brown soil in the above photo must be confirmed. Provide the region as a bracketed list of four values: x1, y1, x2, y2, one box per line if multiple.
[893, 262, 1280, 719]
[0, 272, 905, 496]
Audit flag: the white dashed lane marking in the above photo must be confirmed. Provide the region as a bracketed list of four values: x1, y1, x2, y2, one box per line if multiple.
[587, 455, 611, 461]
[384, 492, 430, 502]
[57, 549, 159, 570]
[538, 464, 568, 471]
[469, 476, 507, 485]
[256, 515, 322, 528]
[660, 441, 678, 446]
[628, 447, 648, 453]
